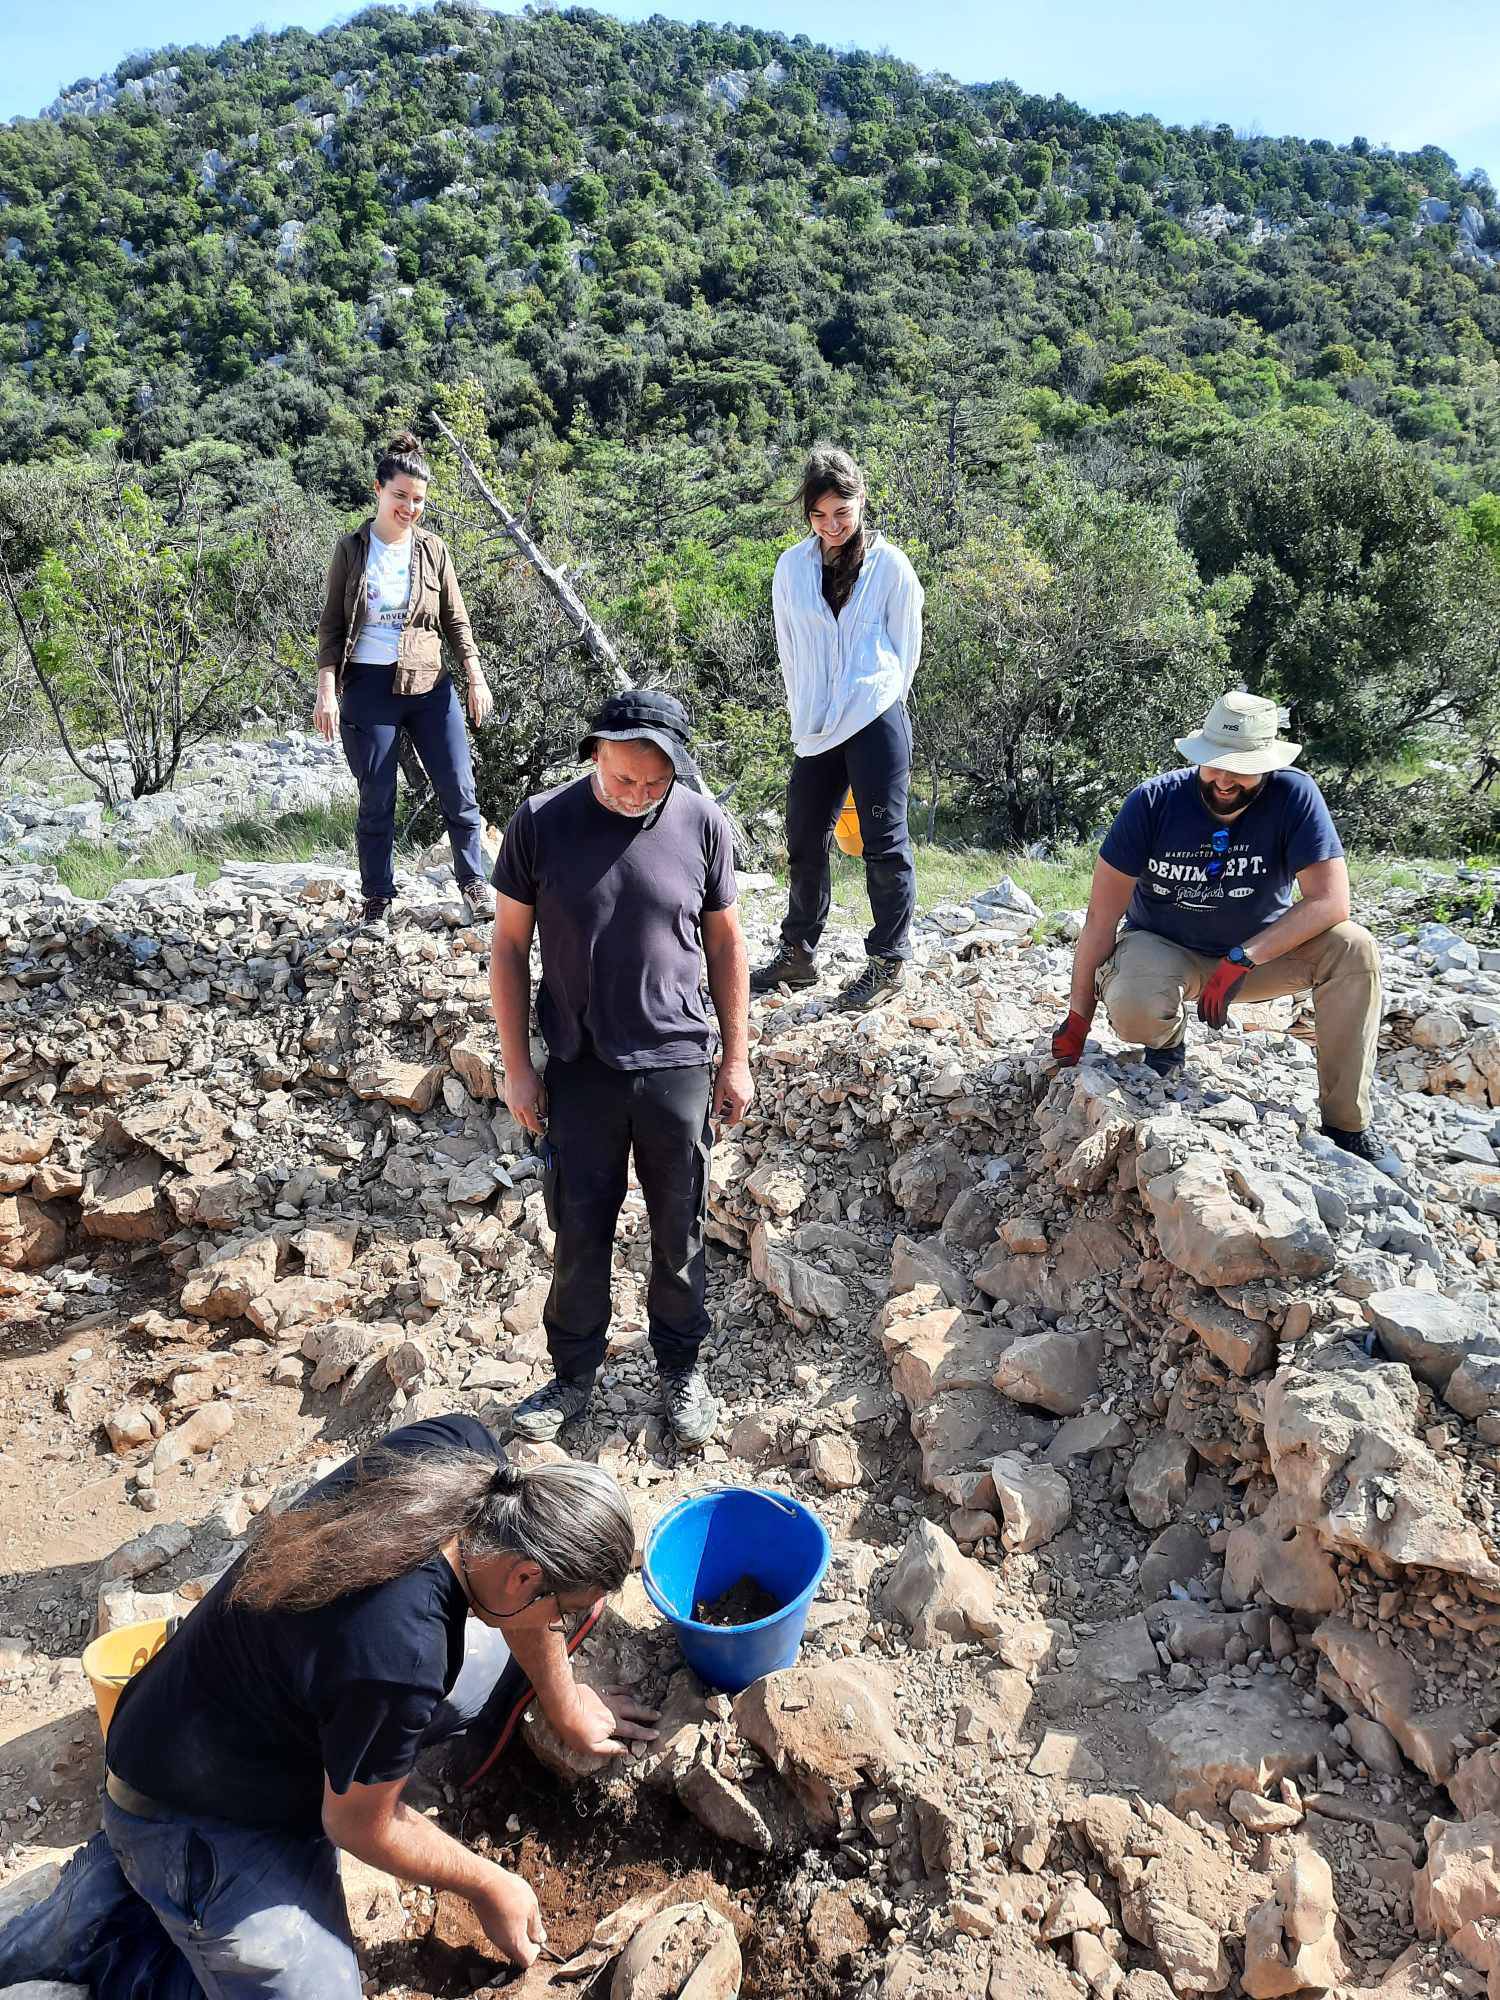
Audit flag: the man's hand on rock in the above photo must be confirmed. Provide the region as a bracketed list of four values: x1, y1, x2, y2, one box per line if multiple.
[712, 1056, 753, 1127]
[1198, 956, 1251, 1029]
[1050, 1010, 1092, 1067]
[554, 1682, 661, 1759]
[503, 1062, 547, 1136]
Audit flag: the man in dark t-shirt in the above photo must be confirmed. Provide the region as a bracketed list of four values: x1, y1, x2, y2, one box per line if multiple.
[1051, 693, 1385, 1159]
[490, 689, 752, 1448]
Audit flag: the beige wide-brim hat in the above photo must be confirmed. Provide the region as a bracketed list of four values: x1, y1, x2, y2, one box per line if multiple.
[1175, 691, 1302, 775]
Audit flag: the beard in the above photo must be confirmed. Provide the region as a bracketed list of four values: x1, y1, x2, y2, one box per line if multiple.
[1198, 773, 1266, 818]
[592, 771, 671, 818]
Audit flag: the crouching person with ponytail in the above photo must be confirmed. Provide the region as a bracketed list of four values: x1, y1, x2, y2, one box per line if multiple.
[0, 1416, 654, 1996]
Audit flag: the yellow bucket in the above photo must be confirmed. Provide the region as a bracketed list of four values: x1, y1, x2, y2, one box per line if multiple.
[833, 789, 863, 858]
[82, 1618, 171, 1739]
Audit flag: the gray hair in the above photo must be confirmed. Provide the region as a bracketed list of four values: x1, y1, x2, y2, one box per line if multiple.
[232, 1445, 634, 1615]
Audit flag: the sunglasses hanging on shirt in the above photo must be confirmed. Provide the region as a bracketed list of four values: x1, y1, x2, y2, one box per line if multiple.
[1204, 827, 1230, 883]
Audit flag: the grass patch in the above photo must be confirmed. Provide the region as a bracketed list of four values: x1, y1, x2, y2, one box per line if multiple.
[808, 842, 1094, 935]
[52, 802, 365, 899]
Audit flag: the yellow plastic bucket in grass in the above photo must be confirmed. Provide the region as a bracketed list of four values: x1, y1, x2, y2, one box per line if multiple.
[82, 1618, 170, 1739]
[833, 789, 863, 858]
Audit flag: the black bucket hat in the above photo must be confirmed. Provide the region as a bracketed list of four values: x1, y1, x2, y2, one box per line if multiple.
[579, 689, 695, 780]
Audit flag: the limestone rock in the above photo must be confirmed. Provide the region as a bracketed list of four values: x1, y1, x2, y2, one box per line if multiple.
[1125, 1435, 1197, 1531]
[1414, 1813, 1500, 1944]
[349, 1058, 445, 1113]
[880, 1519, 1005, 1647]
[1242, 1847, 1344, 1998]
[180, 1233, 278, 1321]
[1362, 1287, 1496, 1391]
[152, 1402, 234, 1471]
[990, 1453, 1072, 1552]
[1452, 1748, 1500, 1821]
[301, 1319, 401, 1392]
[993, 1326, 1101, 1416]
[745, 1158, 809, 1220]
[1146, 1682, 1337, 1812]
[81, 1154, 165, 1243]
[749, 1222, 850, 1326]
[888, 1140, 968, 1226]
[1264, 1362, 1500, 1591]
[1170, 1292, 1274, 1378]
[609, 1902, 741, 2000]
[733, 1661, 910, 1834]
[104, 1401, 164, 1452]
[878, 1299, 996, 1409]
[448, 1035, 499, 1099]
[0, 1194, 66, 1270]
[1312, 1618, 1498, 1784]
[808, 1434, 862, 1490]
[105, 1087, 233, 1172]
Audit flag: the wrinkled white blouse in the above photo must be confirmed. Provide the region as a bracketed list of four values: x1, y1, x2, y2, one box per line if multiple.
[771, 532, 924, 758]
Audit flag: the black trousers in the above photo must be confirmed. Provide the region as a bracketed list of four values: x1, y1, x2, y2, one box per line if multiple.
[542, 1052, 713, 1380]
[782, 699, 916, 962]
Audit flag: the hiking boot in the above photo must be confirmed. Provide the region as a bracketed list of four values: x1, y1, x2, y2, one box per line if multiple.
[750, 943, 818, 995]
[1142, 1041, 1188, 1080]
[1322, 1123, 1389, 1166]
[511, 1375, 594, 1441]
[836, 955, 905, 1012]
[659, 1365, 718, 1447]
[359, 897, 393, 928]
[460, 878, 495, 922]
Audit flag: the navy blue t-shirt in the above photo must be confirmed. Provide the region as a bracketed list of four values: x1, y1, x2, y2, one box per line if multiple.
[494, 774, 737, 1070]
[1101, 768, 1343, 957]
[107, 1416, 501, 1831]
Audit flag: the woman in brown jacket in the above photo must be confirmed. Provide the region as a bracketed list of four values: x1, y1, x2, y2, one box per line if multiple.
[314, 432, 495, 925]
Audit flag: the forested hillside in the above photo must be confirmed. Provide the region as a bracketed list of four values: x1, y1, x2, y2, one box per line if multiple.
[3, 3, 1500, 853]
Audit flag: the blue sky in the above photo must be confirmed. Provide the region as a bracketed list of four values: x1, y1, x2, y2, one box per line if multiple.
[6, 0, 1499, 187]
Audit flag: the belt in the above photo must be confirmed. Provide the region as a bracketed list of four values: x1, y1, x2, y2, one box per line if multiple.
[105, 1770, 179, 1822]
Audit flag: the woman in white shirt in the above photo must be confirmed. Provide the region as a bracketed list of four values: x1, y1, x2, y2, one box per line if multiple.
[750, 445, 924, 1011]
[313, 432, 495, 926]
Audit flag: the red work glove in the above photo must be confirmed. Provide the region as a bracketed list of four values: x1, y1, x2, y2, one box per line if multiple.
[1051, 1010, 1092, 1066]
[1197, 956, 1251, 1029]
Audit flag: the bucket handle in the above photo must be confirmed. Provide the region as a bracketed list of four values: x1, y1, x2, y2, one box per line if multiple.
[693, 1485, 803, 1519]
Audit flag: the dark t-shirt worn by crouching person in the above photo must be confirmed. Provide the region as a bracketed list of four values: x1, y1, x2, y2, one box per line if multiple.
[106, 1415, 502, 1833]
[1101, 767, 1343, 959]
[493, 774, 737, 1069]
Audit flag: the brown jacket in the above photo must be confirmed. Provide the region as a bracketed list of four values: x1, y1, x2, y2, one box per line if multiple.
[317, 522, 485, 698]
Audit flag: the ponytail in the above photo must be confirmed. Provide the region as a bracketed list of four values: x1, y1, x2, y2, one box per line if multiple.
[231, 1445, 632, 1615]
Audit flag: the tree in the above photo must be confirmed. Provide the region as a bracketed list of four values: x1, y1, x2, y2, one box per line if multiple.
[923, 472, 1234, 841]
[1181, 418, 1499, 780]
[0, 465, 315, 802]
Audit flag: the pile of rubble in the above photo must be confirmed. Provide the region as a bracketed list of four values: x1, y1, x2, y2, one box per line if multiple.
[0, 732, 353, 862]
[3, 855, 1500, 2000]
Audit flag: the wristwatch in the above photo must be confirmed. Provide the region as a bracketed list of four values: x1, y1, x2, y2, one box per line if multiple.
[1226, 945, 1254, 967]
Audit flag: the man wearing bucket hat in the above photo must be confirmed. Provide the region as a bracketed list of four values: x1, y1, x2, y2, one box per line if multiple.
[1051, 691, 1385, 1160]
[490, 688, 751, 1448]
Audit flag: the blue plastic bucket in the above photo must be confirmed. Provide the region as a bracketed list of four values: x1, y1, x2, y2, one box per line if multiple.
[641, 1486, 832, 1694]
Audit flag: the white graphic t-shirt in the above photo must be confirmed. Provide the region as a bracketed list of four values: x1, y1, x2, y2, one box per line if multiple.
[350, 530, 412, 666]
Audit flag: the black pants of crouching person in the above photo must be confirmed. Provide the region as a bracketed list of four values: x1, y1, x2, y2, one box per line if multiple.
[541, 1051, 713, 1382]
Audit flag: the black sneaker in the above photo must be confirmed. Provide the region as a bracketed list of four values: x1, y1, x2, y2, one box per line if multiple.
[359, 897, 393, 927]
[1142, 1041, 1187, 1079]
[836, 955, 905, 1012]
[1322, 1123, 1387, 1165]
[460, 879, 495, 922]
[750, 943, 818, 995]
[660, 1366, 718, 1447]
[511, 1375, 594, 1441]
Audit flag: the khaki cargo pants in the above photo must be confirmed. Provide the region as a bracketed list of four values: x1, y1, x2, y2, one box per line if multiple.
[1097, 921, 1381, 1132]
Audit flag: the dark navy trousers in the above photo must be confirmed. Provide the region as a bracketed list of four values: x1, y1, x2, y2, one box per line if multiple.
[782, 699, 916, 962]
[542, 1052, 713, 1381]
[339, 668, 484, 901]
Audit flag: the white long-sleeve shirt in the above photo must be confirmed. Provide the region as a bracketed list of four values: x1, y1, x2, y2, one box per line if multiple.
[772, 532, 924, 758]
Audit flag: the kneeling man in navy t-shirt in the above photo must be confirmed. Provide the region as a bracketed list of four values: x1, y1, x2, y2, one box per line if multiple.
[1052, 692, 1384, 1161]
